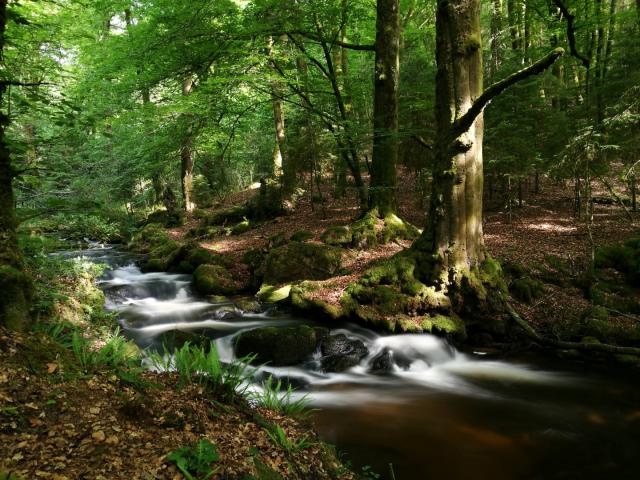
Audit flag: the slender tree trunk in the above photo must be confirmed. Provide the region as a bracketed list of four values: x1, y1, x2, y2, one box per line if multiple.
[0, 0, 32, 330]
[180, 76, 195, 212]
[369, 0, 400, 216]
[630, 175, 637, 212]
[490, 0, 503, 78]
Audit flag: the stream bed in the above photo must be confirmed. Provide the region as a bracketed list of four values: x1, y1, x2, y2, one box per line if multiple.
[71, 246, 640, 480]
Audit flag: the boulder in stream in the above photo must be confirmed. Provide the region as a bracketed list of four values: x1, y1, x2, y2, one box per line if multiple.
[193, 264, 243, 296]
[235, 325, 329, 366]
[320, 333, 368, 372]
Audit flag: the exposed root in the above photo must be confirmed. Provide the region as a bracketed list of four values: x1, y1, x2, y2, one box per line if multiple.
[505, 297, 640, 357]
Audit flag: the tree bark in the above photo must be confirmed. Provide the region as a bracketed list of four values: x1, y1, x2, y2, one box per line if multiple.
[0, 0, 32, 330]
[413, 0, 562, 291]
[369, 0, 400, 216]
[180, 76, 195, 212]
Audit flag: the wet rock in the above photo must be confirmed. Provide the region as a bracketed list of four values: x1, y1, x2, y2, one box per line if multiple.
[368, 348, 394, 375]
[235, 325, 329, 366]
[320, 334, 368, 373]
[234, 297, 263, 313]
[154, 330, 212, 350]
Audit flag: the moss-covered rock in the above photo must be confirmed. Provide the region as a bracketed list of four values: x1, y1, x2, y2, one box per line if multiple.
[193, 264, 243, 296]
[595, 238, 640, 286]
[380, 213, 420, 244]
[146, 209, 184, 228]
[230, 219, 251, 235]
[256, 284, 291, 303]
[234, 297, 263, 313]
[290, 230, 314, 242]
[206, 205, 250, 226]
[259, 242, 343, 285]
[351, 211, 379, 249]
[421, 314, 467, 341]
[235, 325, 329, 366]
[290, 281, 343, 320]
[321, 226, 353, 246]
[510, 276, 544, 303]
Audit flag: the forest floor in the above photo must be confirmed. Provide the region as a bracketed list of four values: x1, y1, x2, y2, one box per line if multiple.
[0, 326, 352, 480]
[175, 170, 640, 338]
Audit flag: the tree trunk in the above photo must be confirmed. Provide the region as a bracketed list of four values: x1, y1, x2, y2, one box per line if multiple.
[369, 0, 400, 216]
[181, 76, 195, 212]
[490, 0, 503, 78]
[0, 0, 32, 330]
[631, 174, 637, 212]
[414, 0, 486, 284]
[413, 0, 562, 290]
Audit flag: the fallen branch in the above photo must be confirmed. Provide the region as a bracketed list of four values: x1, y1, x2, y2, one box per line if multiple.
[504, 298, 640, 356]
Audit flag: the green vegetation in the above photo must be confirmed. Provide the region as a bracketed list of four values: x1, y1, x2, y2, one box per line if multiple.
[265, 424, 313, 453]
[166, 439, 220, 480]
[148, 342, 256, 402]
[253, 376, 311, 418]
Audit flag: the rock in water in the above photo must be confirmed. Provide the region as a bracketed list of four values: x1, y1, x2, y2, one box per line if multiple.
[320, 334, 368, 373]
[235, 325, 328, 366]
[369, 348, 394, 375]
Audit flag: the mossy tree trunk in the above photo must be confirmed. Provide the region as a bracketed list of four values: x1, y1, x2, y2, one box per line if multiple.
[0, 0, 32, 330]
[413, 0, 563, 292]
[369, 0, 400, 216]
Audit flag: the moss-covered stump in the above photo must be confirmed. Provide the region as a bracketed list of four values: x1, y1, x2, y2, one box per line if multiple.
[321, 226, 352, 246]
[234, 325, 329, 366]
[290, 281, 343, 320]
[258, 241, 344, 285]
[349, 209, 420, 250]
[340, 250, 506, 339]
[193, 264, 243, 296]
[230, 218, 251, 235]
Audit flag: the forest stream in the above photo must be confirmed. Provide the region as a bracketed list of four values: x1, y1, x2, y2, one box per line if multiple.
[67, 246, 640, 480]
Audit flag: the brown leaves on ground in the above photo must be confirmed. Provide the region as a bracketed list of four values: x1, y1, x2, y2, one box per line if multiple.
[0, 330, 352, 480]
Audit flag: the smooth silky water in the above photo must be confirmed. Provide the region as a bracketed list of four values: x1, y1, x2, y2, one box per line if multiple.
[68, 246, 640, 480]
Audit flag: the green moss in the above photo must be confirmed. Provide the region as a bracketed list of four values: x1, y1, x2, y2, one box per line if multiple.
[230, 219, 251, 235]
[351, 210, 379, 250]
[193, 264, 243, 296]
[256, 284, 291, 303]
[290, 282, 343, 320]
[321, 226, 353, 246]
[290, 230, 314, 242]
[260, 242, 343, 285]
[206, 205, 249, 226]
[510, 276, 544, 303]
[380, 213, 420, 244]
[420, 314, 467, 341]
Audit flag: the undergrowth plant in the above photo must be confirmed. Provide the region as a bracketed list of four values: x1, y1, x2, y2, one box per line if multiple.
[253, 375, 311, 418]
[148, 342, 256, 402]
[166, 439, 220, 480]
[265, 424, 313, 453]
[0, 472, 24, 480]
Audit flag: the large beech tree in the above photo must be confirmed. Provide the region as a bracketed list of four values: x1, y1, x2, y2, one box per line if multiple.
[413, 0, 563, 293]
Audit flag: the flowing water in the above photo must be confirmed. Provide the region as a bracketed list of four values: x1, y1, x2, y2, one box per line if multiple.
[69, 246, 640, 480]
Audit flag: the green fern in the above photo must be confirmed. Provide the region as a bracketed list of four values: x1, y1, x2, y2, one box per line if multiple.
[166, 439, 220, 480]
